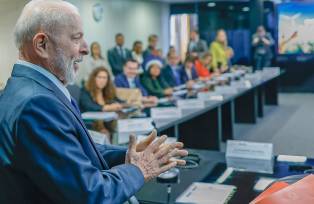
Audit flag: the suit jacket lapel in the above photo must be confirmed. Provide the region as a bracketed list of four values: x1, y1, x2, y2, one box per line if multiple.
[12, 64, 108, 170]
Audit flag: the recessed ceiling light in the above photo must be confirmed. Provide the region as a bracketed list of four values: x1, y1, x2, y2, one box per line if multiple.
[208, 2, 216, 7]
[242, 7, 250, 12]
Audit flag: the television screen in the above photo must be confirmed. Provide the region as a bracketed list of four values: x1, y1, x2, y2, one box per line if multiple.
[278, 3, 314, 55]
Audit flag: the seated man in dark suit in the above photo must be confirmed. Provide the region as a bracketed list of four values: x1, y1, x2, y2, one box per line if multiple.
[115, 59, 158, 106]
[108, 33, 132, 75]
[162, 52, 183, 87]
[0, 1, 188, 203]
[187, 30, 208, 58]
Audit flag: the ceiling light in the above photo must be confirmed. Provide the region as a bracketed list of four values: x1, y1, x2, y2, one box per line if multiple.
[242, 7, 250, 12]
[208, 2, 216, 7]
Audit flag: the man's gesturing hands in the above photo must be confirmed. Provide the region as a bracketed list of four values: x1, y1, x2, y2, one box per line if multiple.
[125, 130, 188, 181]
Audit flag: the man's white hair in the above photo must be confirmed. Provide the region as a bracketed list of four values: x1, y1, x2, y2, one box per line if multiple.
[14, 0, 79, 50]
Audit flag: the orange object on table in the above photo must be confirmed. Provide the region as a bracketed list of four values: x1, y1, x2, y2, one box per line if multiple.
[251, 175, 314, 204]
[250, 181, 289, 204]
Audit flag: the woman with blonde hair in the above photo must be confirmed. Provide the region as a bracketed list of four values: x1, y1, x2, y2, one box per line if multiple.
[209, 29, 233, 73]
[76, 42, 112, 84]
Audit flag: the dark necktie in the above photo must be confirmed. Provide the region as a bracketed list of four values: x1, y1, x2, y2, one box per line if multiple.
[119, 47, 125, 59]
[70, 97, 81, 115]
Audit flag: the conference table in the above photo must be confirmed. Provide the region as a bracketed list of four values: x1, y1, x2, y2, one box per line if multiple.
[83, 67, 283, 150]
[150, 68, 283, 151]
[136, 149, 314, 204]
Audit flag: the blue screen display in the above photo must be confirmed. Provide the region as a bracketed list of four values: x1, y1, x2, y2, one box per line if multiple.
[278, 3, 314, 55]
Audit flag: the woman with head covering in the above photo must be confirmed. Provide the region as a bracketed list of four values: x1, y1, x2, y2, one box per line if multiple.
[141, 59, 173, 98]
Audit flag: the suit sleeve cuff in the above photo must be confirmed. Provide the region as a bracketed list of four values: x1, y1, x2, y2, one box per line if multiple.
[112, 164, 145, 195]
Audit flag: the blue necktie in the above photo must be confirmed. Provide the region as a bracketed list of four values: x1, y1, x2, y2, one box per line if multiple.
[172, 67, 181, 86]
[71, 97, 81, 115]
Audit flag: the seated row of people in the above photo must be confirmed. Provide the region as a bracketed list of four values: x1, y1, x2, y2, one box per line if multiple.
[80, 53, 219, 115]
[78, 53, 218, 140]
[77, 29, 234, 86]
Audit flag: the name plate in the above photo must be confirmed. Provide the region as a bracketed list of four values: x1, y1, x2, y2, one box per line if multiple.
[226, 140, 273, 160]
[215, 86, 238, 94]
[226, 156, 274, 174]
[117, 118, 154, 133]
[150, 107, 182, 119]
[81, 111, 118, 121]
[177, 99, 206, 109]
[197, 92, 224, 101]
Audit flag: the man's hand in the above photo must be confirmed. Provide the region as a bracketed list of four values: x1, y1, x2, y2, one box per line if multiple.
[126, 130, 188, 181]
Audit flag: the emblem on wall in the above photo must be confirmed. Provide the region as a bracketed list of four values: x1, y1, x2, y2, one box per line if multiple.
[92, 3, 103, 22]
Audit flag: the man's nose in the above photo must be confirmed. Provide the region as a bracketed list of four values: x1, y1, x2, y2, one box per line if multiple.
[80, 39, 89, 55]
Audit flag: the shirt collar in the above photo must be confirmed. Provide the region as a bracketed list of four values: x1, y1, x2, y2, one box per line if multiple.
[16, 60, 71, 102]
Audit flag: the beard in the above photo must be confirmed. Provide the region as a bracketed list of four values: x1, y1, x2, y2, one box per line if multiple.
[52, 47, 80, 85]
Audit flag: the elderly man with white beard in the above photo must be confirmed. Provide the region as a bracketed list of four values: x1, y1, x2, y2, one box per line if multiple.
[0, 0, 188, 203]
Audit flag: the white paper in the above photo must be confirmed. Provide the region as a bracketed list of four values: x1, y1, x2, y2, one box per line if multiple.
[176, 182, 236, 204]
[157, 97, 171, 104]
[226, 140, 273, 160]
[277, 155, 307, 163]
[177, 99, 206, 109]
[173, 89, 188, 96]
[81, 111, 118, 121]
[150, 107, 182, 119]
[253, 177, 276, 191]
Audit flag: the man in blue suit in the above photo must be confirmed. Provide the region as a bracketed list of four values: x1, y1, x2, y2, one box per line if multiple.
[115, 59, 149, 96]
[0, 1, 187, 203]
[115, 59, 158, 107]
[108, 33, 132, 76]
[162, 52, 183, 87]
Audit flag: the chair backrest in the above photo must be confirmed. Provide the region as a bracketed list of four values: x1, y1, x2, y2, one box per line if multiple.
[66, 84, 81, 102]
[116, 88, 143, 107]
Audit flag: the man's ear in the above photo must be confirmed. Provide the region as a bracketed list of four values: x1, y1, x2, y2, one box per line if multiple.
[33, 33, 49, 59]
